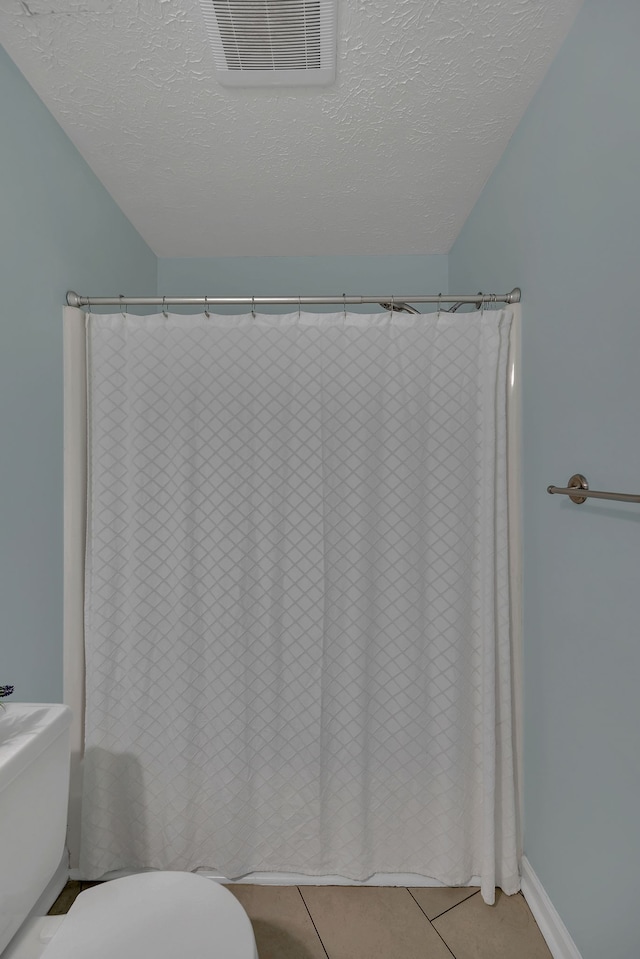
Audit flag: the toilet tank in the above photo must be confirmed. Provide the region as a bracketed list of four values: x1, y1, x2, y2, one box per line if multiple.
[0, 704, 72, 953]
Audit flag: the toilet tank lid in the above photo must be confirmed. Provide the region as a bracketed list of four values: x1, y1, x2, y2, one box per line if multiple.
[42, 872, 256, 959]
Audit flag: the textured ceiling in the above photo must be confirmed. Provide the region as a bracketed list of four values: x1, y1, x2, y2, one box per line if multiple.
[0, 0, 582, 257]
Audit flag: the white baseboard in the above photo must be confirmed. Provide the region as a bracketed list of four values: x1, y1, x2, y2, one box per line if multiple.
[520, 856, 583, 959]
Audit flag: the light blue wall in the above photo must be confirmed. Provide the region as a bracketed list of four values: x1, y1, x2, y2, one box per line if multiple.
[449, 2, 640, 956]
[158, 256, 448, 312]
[0, 46, 157, 704]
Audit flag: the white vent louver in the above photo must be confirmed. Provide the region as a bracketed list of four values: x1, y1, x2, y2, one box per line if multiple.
[200, 0, 337, 87]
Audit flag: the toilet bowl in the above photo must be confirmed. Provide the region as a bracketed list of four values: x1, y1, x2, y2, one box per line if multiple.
[0, 704, 257, 959]
[37, 872, 257, 959]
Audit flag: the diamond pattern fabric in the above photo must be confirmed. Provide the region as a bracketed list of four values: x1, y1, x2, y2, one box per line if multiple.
[81, 309, 518, 902]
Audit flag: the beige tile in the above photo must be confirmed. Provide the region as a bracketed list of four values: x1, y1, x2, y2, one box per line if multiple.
[47, 881, 83, 915]
[409, 886, 480, 920]
[300, 886, 453, 959]
[227, 885, 327, 959]
[432, 890, 552, 959]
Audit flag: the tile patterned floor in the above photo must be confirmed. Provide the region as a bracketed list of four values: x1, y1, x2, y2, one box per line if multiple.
[50, 881, 553, 959]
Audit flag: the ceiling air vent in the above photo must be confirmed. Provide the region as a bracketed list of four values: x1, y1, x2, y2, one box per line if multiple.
[200, 0, 337, 87]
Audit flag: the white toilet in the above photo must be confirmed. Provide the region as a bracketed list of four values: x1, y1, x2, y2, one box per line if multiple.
[0, 704, 257, 959]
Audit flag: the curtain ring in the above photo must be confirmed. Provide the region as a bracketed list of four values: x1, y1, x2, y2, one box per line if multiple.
[437, 293, 442, 319]
[390, 295, 395, 317]
[343, 293, 347, 318]
[480, 293, 485, 317]
[87, 296, 92, 313]
[204, 295, 210, 318]
[119, 294, 126, 317]
[298, 296, 301, 319]
[251, 296, 256, 318]
[162, 296, 168, 318]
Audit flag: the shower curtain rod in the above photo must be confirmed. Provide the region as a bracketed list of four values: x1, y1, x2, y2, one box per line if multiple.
[66, 288, 521, 309]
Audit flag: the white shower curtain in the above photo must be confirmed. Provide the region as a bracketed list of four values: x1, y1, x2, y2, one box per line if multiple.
[80, 308, 518, 902]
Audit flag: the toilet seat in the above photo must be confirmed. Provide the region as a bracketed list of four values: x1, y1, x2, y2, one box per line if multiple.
[41, 872, 257, 959]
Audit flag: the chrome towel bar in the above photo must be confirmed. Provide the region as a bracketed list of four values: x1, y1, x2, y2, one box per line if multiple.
[547, 474, 640, 505]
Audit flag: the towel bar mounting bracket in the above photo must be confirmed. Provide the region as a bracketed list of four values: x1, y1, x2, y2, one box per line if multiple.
[563, 473, 589, 504]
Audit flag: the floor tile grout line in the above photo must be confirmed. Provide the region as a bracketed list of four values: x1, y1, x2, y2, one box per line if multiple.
[297, 886, 332, 959]
[406, 888, 457, 959]
[425, 888, 481, 921]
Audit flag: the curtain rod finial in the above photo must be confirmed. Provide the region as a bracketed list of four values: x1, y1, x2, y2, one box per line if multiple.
[66, 291, 82, 307]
